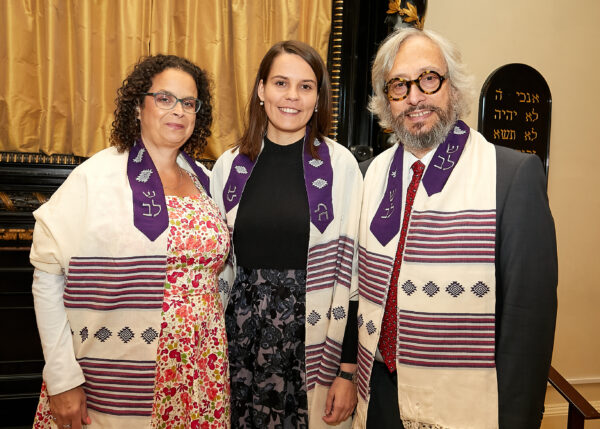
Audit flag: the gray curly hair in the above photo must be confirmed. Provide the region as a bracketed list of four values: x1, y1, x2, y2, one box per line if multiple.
[368, 28, 474, 131]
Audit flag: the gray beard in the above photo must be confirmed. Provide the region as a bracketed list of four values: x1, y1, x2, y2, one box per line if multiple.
[391, 103, 457, 153]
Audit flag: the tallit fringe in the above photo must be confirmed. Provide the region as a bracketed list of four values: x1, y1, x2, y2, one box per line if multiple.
[402, 419, 447, 429]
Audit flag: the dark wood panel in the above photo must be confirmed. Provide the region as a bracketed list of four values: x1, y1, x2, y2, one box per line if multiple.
[0, 155, 75, 426]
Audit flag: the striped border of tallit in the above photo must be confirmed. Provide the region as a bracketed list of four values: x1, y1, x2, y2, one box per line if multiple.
[356, 343, 373, 401]
[65, 255, 166, 310]
[306, 236, 354, 293]
[358, 246, 393, 306]
[405, 209, 496, 263]
[397, 310, 496, 368]
[306, 337, 342, 390]
[79, 357, 155, 416]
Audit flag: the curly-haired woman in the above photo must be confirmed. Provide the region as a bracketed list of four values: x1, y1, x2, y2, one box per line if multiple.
[30, 54, 230, 428]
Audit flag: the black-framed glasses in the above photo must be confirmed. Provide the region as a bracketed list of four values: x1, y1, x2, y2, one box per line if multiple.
[384, 70, 447, 101]
[143, 92, 202, 113]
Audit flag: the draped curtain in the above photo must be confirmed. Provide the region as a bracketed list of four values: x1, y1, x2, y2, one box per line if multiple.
[0, 0, 331, 159]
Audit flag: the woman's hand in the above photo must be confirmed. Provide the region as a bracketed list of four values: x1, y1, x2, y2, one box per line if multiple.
[322, 364, 358, 425]
[49, 386, 91, 428]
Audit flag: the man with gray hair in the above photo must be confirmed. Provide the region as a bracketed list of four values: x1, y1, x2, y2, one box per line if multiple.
[354, 28, 557, 428]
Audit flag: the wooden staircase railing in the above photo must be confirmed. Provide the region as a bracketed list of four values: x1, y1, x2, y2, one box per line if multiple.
[548, 366, 600, 428]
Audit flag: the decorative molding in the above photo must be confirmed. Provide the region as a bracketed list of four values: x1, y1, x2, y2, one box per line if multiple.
[544, 400, 600, 417]
[0, 228, 34, 242]
[328, 0, 344, 142]
[567, 377, 600, 385]
[548, 377, 600, 387]
[0, 151, 85, 166]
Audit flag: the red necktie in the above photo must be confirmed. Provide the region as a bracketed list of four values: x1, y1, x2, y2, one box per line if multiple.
[379, 160, 425, 372]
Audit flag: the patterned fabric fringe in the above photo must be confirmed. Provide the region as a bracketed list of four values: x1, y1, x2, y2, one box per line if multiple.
[402, 419, 448, 429]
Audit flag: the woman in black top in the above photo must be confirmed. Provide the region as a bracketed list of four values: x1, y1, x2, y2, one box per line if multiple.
[212, 41, 361, 428]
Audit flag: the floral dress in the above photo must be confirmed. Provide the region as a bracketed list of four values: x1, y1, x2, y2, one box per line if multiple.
[151, 188, 230, 428]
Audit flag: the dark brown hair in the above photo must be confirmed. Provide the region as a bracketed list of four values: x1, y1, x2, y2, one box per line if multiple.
[110, 54, 212, 157]
[238, 40, 332, 160]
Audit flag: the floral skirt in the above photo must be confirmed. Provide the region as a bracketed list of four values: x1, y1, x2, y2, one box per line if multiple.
[226, 267, 308, 429]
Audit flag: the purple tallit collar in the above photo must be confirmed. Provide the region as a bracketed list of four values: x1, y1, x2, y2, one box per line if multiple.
[370, 121, 470, 246]
[303, 135, 334, 233]
[222, 128, 334, 233]
[127, 139, 211, 241]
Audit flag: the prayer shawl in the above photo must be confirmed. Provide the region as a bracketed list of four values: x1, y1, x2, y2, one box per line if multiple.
[30, 146, 211, 428]
[354, 122, 499, 429]
[210, 136, 362, 429]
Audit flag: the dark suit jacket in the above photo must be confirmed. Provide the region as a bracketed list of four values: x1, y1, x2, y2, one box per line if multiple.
[360, 145, 558, 429]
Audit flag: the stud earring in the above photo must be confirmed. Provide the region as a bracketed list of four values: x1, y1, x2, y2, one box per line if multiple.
[259, 101, 264, 106]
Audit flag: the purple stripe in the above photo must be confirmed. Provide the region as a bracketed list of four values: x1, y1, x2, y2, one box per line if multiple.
[308, 241, 338, 253]
[64, 303, 162, 310]
[399, 322, 494, 331]
[66, 290, 163, 297]
[398, 358, 495, 368]
[404, 257, 495, 263]
[358, 286, 386, 305]
[64, 295, 163, 303]
[307, 260, 338, 272]
[306, 267, 352, 286]
[399, 343, 495, 353]
[81, 357, 155, 417]
[71, 256, 165, 262]
[358, 247, 393, 269]
[356, 344, 373, 401]
[406, 235, 494, 242]
[405, 250, 495, 256]
[398, 335, 494, 346]
[409, 228, 496, 235]
[398, 351, 494, 361]
[69, 267, 165, 274]
[400, 314, 495, 323]
[68, 274, 164, 281]
[358, 264, 389, 282]
[69, 262, 165, 268]
[306, 343, 325, 353]
[412, 209, 495, 216]
[65, 282, 163, 294]
[400, 310, 494, 316]
[84, 378, 155, 387]
[396, 310, 496, 368]
[357, 265, 388, 285]
[407, 242, 495, 249]
[307, 248, 338, 262]
[411, 221, 496, 227]
[399, 328, 494, 338]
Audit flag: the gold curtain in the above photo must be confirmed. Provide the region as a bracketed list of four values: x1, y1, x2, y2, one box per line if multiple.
[0, 0, 331, 159]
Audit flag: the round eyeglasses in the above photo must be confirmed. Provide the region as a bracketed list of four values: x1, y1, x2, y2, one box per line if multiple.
[143, 92, 202, 113]
[384, 70, 447, 101]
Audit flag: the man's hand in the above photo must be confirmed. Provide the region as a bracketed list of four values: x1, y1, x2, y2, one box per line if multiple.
[49, 386, 91, 429]
[322, 364, 358, 425]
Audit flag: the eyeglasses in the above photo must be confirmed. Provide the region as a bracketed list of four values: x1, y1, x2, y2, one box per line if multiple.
[384, 70, 447, 101]
[142, 92, 202, 113]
